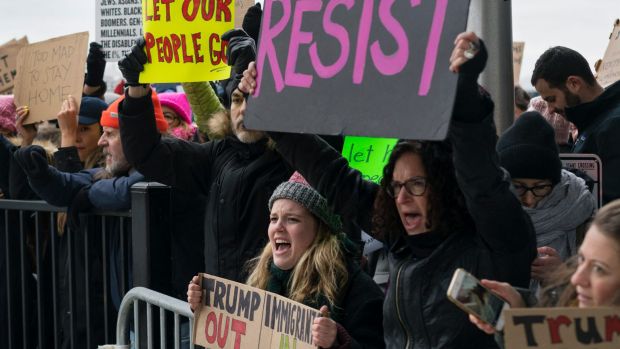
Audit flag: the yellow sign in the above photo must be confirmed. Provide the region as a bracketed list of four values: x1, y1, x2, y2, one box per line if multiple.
[140, 0, 234, 83]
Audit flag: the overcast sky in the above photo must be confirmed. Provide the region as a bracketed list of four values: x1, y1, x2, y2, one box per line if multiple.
[2, 0, 618, 90]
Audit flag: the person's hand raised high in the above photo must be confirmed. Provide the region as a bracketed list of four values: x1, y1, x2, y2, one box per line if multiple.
[118, 38, 148, 86]
[85, 42, 107, 88]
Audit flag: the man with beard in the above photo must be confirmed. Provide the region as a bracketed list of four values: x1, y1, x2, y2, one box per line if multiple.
[532, 46, 620, 204]
[116, 32, 294, 284]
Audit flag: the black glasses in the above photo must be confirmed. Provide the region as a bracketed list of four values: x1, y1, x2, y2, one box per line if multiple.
[387, 177, 428, 198]
[512, 183, 553, 197]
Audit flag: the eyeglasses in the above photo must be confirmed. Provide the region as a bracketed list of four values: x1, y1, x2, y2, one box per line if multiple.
[386, 177, 428, 198]
[512, 183, 553, 197]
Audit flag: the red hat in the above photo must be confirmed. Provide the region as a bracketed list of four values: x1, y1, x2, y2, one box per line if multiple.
[101, 91, 168, 133]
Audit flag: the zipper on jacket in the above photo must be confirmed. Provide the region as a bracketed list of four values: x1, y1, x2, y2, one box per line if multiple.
[395, 261, 413, 349]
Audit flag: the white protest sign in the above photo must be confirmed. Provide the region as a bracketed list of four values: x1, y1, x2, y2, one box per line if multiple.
[560, 154, 602, 209]
[504, 307, 620, 349]
[96, 0, 143, 62]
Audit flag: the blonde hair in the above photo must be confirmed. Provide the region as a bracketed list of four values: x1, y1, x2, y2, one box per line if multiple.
[246, 222, 349, 308]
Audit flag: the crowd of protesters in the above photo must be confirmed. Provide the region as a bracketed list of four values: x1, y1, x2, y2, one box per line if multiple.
[2, 3, 620, 349]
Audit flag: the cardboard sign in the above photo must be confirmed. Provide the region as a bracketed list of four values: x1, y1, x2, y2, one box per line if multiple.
[235, 0, 256, 27]
[139, 0, 234, 83]
[504, 307, 620, 349]
[245, 0, 471, 139]
[0, 37, 29, 93]
[13, 32, 89, 124]
[342, 136, 397, 184]
[513, 41, 525, 86]
[597, 19, 620, 88]
[96, 0, 143, 62]
[560, 154, 603, 209]
[193, 273, 321, 349]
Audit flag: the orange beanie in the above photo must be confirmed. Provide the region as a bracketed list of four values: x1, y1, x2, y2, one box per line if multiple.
[100, 90, 168, 133]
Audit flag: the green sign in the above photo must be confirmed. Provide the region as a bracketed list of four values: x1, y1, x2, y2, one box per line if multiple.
[342, 136, 398, 184]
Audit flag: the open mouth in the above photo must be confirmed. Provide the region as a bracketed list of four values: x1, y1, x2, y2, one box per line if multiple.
[274, 239, 291, 252]
[403, 213, 423, 228]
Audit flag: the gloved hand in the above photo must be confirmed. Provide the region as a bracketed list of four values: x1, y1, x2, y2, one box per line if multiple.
[68, 186, 94, 232]
[222, 29, 256, 70]
[85, 42, 106, 87]
[14, 145, 51, 181]
[118, 38, 148, 86]
[242, 3, 262, 43]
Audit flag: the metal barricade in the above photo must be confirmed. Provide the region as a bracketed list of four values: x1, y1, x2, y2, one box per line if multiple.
[0, 182, 172, 349]
[115, 287, 195, 349]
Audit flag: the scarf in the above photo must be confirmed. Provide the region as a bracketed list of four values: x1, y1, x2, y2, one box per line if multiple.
[524, 169, 595, 258]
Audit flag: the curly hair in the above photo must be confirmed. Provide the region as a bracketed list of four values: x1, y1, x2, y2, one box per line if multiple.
[371, 140, 475, 241]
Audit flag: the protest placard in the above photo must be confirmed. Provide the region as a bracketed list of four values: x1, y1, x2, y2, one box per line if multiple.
[139, 0, 234, 83]
[596, 19, 620, 87]
[342, 136, 397, 184]
[13, 32, 89, 124]
[96, 0, 143, 62]
[0, 37, 29, 93]
[245, 0, 471, 140]
[513, 41, 525, 86]
[504, 307, 620, 349]
[560, 154, 602, 209]
[193, 273, 321, 349]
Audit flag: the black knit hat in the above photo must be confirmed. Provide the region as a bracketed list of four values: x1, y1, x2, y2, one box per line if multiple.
[497, 111, 562, 184]
[268, 182, 342, 233]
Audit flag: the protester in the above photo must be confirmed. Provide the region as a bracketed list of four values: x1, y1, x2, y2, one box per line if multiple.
[469, 198, 620, 341]
[116, 32, 294, 285]
[83, 42, 108, 99]
[0, 95, 17, 137]
[158, 92, 199, 141]
[496, 111, 596, 294]
[188, 179, 385, 348]
[239, 32, 536, 348]
[531, 46, 620, 204]
[514, 85, 530, 118]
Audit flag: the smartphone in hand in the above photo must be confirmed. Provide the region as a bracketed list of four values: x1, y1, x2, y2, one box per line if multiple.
[446, 268, 510, 331]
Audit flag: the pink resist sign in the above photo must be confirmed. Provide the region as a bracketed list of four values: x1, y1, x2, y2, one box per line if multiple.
[246, 0, 471, 140]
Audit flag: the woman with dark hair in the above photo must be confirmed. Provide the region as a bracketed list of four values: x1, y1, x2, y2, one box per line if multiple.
[239, 32, 536, 348]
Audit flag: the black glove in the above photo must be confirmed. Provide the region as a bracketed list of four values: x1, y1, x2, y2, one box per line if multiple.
[68, 186, 94, 231]
[458, 40, 488, 79]
[222, 29, 256, 70]
[14, 145, 51, 181]
[118, 37, 147, 86]
[242, 3, 262, 44]
[85, 42, 106, 87]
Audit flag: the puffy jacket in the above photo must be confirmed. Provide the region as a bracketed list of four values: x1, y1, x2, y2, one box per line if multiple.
[118, 92, 293, 282]
[565, 80, 620, 204]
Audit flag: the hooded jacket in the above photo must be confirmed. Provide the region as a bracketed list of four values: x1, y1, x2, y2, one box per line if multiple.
[565, 80, 620, 204]
[118, 91, 293, 282]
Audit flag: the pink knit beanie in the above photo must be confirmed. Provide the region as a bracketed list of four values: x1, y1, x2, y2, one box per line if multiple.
[0, 95, 17, 134]
[158, 92, 193, 125]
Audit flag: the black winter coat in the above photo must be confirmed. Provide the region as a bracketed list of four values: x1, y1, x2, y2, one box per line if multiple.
[119, 93, 293, 282]
[270, 100, 536, 348]
[565, 80, 620, 204]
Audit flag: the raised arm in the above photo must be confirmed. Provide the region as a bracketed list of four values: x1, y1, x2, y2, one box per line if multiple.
[448, 33, 536, 287]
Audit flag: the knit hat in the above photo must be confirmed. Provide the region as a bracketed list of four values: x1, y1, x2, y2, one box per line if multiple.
[268, 181, 342, 233]
[101, 91, 168, 133]
[158, 92, 192, 125]
[0, 95, 17, 134]
[78, 97, 108, 125]
[497, 111, 562, 184]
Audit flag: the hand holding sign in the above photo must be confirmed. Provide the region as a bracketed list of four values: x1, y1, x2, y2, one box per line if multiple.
[187, 275, 202, 312]
[312, 305, 337, 348]
[15, 106, 36, 147]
